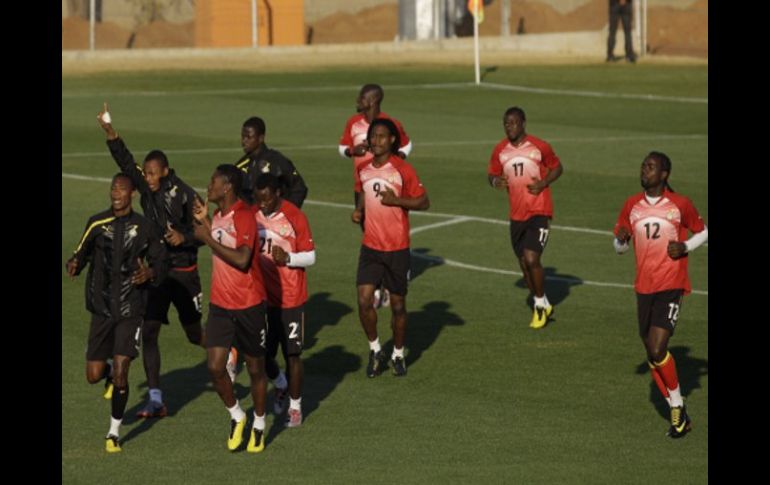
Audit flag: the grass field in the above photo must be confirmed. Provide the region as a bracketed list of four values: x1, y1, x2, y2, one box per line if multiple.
[62, 63, 708, 484]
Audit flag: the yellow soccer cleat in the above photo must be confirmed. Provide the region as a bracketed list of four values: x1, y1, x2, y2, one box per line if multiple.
[529, 305, 552, 329]
[103, 381, 113, 400]
[105, 434, 121, 453]
[247, 427, 265, 453]
[227, 418, 246, 451]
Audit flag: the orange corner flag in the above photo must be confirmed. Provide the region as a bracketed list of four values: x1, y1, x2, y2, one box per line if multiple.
[468, 0, 485, 24]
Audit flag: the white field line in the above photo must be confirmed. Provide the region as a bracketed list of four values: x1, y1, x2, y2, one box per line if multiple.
[60, 133, 707, 159]
[62, 172, 707, 296]
[480, 82, 708, 104]
[62, 80, 707, 104]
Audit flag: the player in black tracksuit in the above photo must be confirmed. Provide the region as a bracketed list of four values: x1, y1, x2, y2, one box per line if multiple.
[236, 116, 308, 207]
[98, 105, 205, 419]
[66, 173, 167, 452]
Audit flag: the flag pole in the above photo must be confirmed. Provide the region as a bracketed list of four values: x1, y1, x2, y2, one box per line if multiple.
[473, 1, 480, 85]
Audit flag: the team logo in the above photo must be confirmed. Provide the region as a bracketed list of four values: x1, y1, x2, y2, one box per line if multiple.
[127, 224, 139, 239]
[666, 209, 677, 221]
[279, 225, 289, 236]
[260, 161, 271, 173]
[169, 185, 178, 198]
[529, 150, 541, 161]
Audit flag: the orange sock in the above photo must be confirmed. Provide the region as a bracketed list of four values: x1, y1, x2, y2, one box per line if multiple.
[648, 361, 670, 400]
[654, 351, 680, 391]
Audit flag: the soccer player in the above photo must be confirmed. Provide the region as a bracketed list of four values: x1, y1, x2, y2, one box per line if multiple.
[192, 164, 269, 453]
[339, 83, 412, 308]
[352, 118, 429, 378]
[97, 104, 205, 419]
[66, 173, 167, 453]
[235, 116, 308, 208]
[253, 173, 316, 427]
[487, 106, 563, 329]
[613, 151, 707, 438]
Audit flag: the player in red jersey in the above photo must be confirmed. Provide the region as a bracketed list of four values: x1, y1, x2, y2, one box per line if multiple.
[339, 83, 412, 309]
[192, 164, 269, 453]
[253, 173, 316, 427]
[614, 151, 708, 439]
[352, 118, 429, 378]
[487, 107, 563, 329]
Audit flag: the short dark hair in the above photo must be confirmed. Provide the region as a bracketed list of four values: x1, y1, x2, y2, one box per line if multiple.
[243, 117, 266, 136]
[366, 118, 401, 155]
[112, 172, 134, 190]
[255, 173, 281, 192]
[215, 164, 243, 190]
[361, 84, 384, 103]
[503, 106, 526, 121]
[144, 149, 169, 168]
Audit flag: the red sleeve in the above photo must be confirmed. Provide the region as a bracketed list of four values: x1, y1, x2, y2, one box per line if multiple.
[233, 209, 257, 249]
[288, 208, 315, 252]
[398, 161, 426, 199]
[677, 196, 706, 233]
[614, 197, 634, 237]
[394, 118, 410, 147]
[353, 163, 363, 192]
[530, 137, 560, 170]
[487, 140, 505, 176]
[339, 116, 355, 147]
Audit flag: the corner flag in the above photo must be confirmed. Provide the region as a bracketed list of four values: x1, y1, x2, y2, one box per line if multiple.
[468, 0, 485, 24]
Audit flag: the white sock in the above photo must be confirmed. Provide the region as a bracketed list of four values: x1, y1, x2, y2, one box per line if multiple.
[369, 338, 381, 353]
[534, 296, 546, 309]
[227, 401, 246, 422]
[289, 397, 302, 411]
[668, 385, 683, 408]
[273, 370, 288, 390]
[108, 417, 122, 437]
[149, 388, 163, 403]
[253, 412, 266, 431]
[543, 294, 550, 307]
[392, 347, 404, 360]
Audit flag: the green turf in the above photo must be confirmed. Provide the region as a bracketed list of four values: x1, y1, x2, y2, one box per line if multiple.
[62, 64, 707, 484]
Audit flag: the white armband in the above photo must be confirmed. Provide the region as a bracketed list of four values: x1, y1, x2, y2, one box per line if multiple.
[684, 226, 708, 253]
[287, 250, 316, 268]
[613, 238, 630, 254]
[399, 140, 413, 157]
[338, 145, 350, 158]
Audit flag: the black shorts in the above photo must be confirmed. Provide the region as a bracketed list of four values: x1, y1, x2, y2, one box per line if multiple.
[145, 268, 203, 325]
[267, 305, 305, 358]
[356, 245, 410, 296]
[509, 216, 551, 258]
[205, 302, 267, 357]
[636, 289, 684, 338]
[86, 314, 143, 361]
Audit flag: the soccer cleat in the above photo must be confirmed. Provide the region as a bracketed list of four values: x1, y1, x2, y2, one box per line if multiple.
[273, 386, 288, 415]
[392, 356, 407, 377]
[226, 348, 238, 383]
[103, 378, 114, 400]
[246, 427, 265, 453]
[366, 350, 387, 378]
[136, 400, 168, 419]
[227, 418, 247, 451]
[529, 305, 552, 329]
[105, 434, 121, 453]
[380, 289, 391, 308]
[667, 405, 692, 438]
[285, 408, 303, 428]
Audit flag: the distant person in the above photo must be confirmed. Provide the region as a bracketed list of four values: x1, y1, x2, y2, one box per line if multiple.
[607, 0, 637, 63]
[254, 174, 316, 427]
[66, 174, 167, 453]
[339, 83, 412, 309]
[352, 118, 429, 378]
[613, 151, 707, 439]
[235, 116, 308, 208]
[487, 106, 563, 329]
[98, 103, 206, 420]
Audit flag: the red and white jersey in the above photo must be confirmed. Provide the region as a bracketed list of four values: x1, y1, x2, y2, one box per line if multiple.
[354, 155, 426, 252]
[340, 112, 411, 173]
[254, 200, 314, 308]
[614, 189, 705, 294]
[209, 200, 265, 309]
[487, 134, 561, 221]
